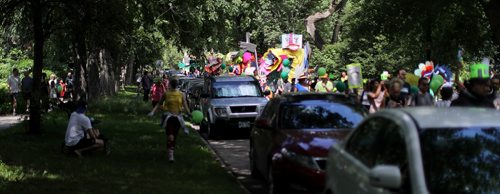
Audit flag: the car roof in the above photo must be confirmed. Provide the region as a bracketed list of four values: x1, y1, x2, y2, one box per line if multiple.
[210, 76, 257, 82]
[279, 92, 359, 104]
[385, 108, 500, 129]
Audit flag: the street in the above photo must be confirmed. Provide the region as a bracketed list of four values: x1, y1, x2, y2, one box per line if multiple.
[207, 139, 267, 194]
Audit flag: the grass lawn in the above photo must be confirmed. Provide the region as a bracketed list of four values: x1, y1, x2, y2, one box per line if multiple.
[0, 87, 245, 194]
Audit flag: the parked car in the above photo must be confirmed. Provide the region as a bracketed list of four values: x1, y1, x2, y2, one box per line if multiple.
[250, 93, 366, 194]
[200, 76, 269, 139]
[181, 78, 203, 93]
[187, 82, 204, 111]
[325, 108, 500, 194]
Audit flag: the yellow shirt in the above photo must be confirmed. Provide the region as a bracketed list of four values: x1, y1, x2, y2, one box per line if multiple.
[162, 90, 183, 114]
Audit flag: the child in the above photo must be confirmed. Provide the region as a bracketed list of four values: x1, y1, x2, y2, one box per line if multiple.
[150, 78, 166, 107]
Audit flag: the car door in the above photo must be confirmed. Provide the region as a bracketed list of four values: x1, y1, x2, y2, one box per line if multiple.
[332, 117, 390, 194]
[251, 99, 278, 174]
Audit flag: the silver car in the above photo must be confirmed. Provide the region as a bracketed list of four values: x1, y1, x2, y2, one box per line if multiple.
[200, 76, 269, 139]
[325, 108, 500, 194]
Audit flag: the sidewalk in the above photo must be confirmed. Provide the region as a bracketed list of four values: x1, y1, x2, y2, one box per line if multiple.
[0, 115, 22, 131]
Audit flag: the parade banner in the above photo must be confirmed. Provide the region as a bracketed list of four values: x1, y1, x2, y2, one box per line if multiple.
[281, 34, 303, 51]
[346, 63, 363, 89]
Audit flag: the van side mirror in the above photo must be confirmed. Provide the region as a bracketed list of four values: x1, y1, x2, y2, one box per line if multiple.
[263, 90, 271, 96]
[369, 165, 402, 189]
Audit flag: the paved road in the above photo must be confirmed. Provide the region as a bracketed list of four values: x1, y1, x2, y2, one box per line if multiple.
[208, 139, 268, 194]
[0, 115, 22, 131]
[188, 123, 267, 194]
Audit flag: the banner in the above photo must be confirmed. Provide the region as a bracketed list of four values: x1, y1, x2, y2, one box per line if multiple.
[281, 34, 303, 51]
[346, 63, 363, 89]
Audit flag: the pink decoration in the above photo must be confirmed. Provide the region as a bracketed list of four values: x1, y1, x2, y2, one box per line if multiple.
[243, 52, 252, 64]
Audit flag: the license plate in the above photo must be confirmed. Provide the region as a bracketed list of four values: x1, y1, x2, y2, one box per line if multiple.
[238, 121, 251, 128]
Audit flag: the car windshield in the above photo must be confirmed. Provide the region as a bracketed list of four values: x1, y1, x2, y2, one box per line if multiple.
[280, 100, 364, 130]
[212, 81, 262, 98]
[420, 127, 500, 194]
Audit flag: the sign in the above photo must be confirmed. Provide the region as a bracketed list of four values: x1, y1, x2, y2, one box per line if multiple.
[281, 34, 303, 51]
[239, 42, 257, 52]
[346, 63, 363, 89]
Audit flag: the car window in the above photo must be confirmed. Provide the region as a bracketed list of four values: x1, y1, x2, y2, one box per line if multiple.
[212, 81, 262, 98]
[420, 127, 500, 194]
[345, 117, 388, 167]
[279, 100, 364, 130]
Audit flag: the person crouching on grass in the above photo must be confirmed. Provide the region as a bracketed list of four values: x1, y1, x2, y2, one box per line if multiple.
[149, 79, 191, 162]
[64, 101, 104, 158]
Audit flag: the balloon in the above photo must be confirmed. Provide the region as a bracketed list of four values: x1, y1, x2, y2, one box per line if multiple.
[57, 85, 62, 93]
[229, 66, 234, 72]
[380, 71, 389, 81]
[282, 59, 290, 67]
[281, 71, 289, 79]
[221, 63, 226, 69]
[329, 74, 335, 80]
[418, 63, 425, 70]
[430, 75, 444, 94]
[242, 52, 252, 64]
[178, 62, 186, 69]
[335, 81, 346, 92]
[191, 110, 203, 124]
[410, 86, 419, 94]
[317, 67, 327, 77]
[414, 69, 422, 77]
[406, 74, 419, 86]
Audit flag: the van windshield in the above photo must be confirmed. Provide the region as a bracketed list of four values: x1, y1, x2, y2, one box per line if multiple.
[212, 81, 262, 98]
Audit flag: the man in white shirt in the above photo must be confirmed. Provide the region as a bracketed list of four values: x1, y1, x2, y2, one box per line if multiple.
[64, 101, 104, 157]
[7, 68, 20, 115]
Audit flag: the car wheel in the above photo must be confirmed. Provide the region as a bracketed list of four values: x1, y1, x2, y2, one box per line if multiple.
[250, 144, 261, 178]
[267, 164, 283, 194]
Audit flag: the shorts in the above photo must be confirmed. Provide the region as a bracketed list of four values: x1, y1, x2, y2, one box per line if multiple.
[72, 138, 96, 150]
[10, 93, 19, 100]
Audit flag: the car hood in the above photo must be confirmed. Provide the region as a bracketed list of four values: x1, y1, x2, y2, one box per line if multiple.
[279, 129, 351, 157]
[211, 97, 268, 106]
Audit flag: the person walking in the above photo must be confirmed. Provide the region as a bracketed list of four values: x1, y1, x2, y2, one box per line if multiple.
[410, 77, 434, 106]
[150, 78, 166, 108]
[315, 73, 334, 93]
[149, 79, 191, 162]
[21, 70, 33, 113]
[294, 75, 310, 92]
[7, 68, 21, 115]
[435, 85, 453, 108]
[141, 71, 152, 102]
[367, 79, 385, 113]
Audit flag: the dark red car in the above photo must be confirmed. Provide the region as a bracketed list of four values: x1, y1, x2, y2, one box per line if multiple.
[249, 93, 366, 194]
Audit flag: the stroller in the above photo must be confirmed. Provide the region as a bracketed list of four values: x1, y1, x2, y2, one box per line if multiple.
[61, 118, 112, 156]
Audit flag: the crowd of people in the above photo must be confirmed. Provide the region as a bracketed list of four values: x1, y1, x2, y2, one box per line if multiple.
[6, 68, 74, 115]
[258, 65, 500, 112]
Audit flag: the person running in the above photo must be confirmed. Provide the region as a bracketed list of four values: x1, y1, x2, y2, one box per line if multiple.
[150, 78, 166, 108]
[367, 79, 385, 113]
[410, 77, 434, 106]
[149, 79, 191, 162]
[64, 101, 105, 158]
[21, 70, 33, 113]
[7, 68, 21, 115]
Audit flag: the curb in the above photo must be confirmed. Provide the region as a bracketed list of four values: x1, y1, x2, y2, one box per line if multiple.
[185, 122, 252, 194]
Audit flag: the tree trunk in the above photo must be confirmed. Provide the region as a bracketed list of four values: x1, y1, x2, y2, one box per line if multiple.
[29, 0, 44, 134]
[484, 0, 500, 63]
[87, 51, 100, 101]
[331, 0, 348, 44]
[305, 0, 341, 49]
